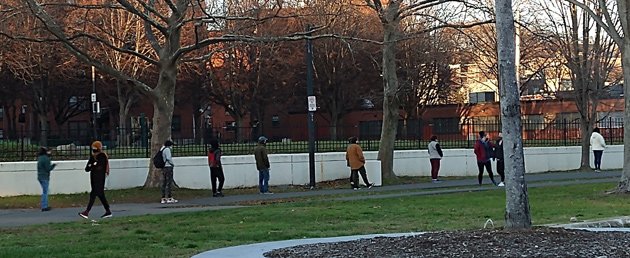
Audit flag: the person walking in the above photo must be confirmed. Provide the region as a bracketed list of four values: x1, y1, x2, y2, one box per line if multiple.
[160, 140, 178, 204]
[208, 139, 225, 197]
[254, 136, 272, 194]
[494, 132, 505, 187]
[79, 141, 112, 219]
[474, 131, 497, 186]
[427, 135, 443, 183]
[346, 136, 374, 190]
[37, 147, 56, 212]
[590, 127, 607, 172]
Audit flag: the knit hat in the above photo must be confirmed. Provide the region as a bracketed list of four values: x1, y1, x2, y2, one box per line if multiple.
[91, 141, 103, 150]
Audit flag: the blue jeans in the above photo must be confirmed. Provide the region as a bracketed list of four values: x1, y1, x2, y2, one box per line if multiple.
[38, 179, 49, 209]
[258, 169, 270, 193]
[593, 150, 604, 170]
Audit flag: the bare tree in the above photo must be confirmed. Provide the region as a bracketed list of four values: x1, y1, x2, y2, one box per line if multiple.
[539, 0, 621, 171]
[495, 0, 531, 229]
[563, 0, 630, 193]
[3, 0, 333, 187]
[363, 0, 489, 179]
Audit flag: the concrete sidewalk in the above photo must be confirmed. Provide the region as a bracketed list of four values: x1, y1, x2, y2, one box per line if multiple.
[0, 170, 621, 228]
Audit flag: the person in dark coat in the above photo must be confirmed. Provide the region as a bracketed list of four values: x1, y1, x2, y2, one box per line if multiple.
[473, 131, 497, 186]
[495, 132, 505, 187]
[78, 141, 112, 219]
[37, 147, 56, 211]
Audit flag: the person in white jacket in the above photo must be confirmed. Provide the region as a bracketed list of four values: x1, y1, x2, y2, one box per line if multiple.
[590, 127, 606, 172]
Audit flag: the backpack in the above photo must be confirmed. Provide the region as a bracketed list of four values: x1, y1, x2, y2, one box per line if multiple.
[153, 147, 166, 168]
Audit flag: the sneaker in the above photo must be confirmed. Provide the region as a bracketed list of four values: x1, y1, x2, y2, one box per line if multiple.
[368, 183, 374, 189]
[41, 207, 52, 212]
[78, 211, 89, 219]
[166, 198, 178, 203]
[101, 211, 112, 219]
[212, 193, 218, 197]
[595, 169, 601, 173]
[263, 192, 274, 195]
[160, 198, 167, 204]
[217, 192, 224, 197]
[432, 179, 442, 183]
[353, 187, 360, 191]
[498, 182, 505, 187]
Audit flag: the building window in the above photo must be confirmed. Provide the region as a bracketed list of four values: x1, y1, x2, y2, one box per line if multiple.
[554, 113, 581, 128]
[471, 116, 500, 133]
[225, 121, 236, 131]
[433, 118, 460, 134]
[171, 115, 181, 132]
[272, 115, 280, 127]
[469, 92, 495, 103]
[598, 112, 623, 128]
[522, 115, 544, 130]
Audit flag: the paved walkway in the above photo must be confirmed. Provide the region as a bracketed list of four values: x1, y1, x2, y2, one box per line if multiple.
[0, 170, 621, 229]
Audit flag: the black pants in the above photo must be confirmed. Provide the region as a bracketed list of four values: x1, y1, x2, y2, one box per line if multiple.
[593, 150, 604, 170]
[161, 167, 174, 198]
[496, 159, 505, 182]
[86, 176, 109, 212]
[477, 161, 496, 185]
[210, 166, 225, 193]
[350, 166, 370, 187]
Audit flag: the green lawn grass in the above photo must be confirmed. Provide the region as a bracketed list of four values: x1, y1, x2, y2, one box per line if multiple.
[0, 183, 627, 258]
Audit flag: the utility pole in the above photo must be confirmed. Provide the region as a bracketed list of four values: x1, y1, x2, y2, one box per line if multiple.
[306, 25, 316, 189]
[91, 66, 98, 140]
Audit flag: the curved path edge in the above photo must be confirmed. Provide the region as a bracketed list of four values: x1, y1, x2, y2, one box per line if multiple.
[192, 232, 424, 258]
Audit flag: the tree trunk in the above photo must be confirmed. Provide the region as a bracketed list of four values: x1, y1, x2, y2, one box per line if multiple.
[378, 4, 401, 180]
[331, 110, 339, 141]
[117, 79, 131, 147]
[143, 63, 177, 188]
[38, 113, 48, 147]
[495, 0, 532, 229]
[616, 43, 630, 192]
[579, 121, 592, 171]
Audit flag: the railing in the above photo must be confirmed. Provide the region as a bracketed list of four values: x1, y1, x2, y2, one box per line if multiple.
[0, 118, 623, 162]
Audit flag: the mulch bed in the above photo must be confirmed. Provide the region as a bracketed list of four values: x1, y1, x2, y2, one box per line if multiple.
[265, 227, 630, 257]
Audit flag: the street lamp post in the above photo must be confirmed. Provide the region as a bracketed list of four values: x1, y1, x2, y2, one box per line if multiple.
[306, 25, 316, 189]
[91, 66, 98, 140]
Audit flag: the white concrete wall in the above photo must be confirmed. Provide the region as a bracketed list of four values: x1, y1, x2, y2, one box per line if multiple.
[0, 145, 622, 197]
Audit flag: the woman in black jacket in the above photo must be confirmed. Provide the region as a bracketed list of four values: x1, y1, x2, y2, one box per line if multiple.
[78, 141, 112, 219]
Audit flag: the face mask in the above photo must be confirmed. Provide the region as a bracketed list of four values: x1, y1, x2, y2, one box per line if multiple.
[92, 149, 99, 153]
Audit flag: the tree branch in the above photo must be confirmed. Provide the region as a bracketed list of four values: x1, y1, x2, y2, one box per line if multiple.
[564, 0, 623, 47]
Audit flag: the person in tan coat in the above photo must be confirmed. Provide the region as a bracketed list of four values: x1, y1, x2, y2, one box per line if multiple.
[346, 136, 373, 190]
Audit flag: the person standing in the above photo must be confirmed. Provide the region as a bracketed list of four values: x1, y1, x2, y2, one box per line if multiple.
[494, 132, 505, 187]
[37, 147, 56, 212]
[254, 136, 272, 194]
[346, 136, 374, 190]
[427, 135, 443, 183]
[161, 140, 178, 204]
[208, 139, 225, 197]
[474, 131, 497, 186]
[590, 127, 607, 172]
[79, 141, 112, 219]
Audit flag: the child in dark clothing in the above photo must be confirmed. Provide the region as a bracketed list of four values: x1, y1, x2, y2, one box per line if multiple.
[79, 141, 112, 219]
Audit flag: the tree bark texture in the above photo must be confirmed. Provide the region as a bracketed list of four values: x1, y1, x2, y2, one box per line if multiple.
[377, 2, 401, 179]
[495, 0, 532, 229]
[617, 43, 630, 192]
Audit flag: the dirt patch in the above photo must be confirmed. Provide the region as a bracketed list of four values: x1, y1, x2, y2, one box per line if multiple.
[265, 227, 630, 257]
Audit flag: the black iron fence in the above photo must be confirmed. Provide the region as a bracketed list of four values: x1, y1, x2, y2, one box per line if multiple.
[0, 118, 623, 162]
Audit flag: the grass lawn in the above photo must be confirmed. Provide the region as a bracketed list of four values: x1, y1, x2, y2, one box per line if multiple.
[0, 183, 627, 258]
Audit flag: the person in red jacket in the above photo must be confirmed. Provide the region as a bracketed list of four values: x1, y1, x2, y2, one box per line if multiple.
[473, 131, 497, 186]
[208, 138, 225, 197]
